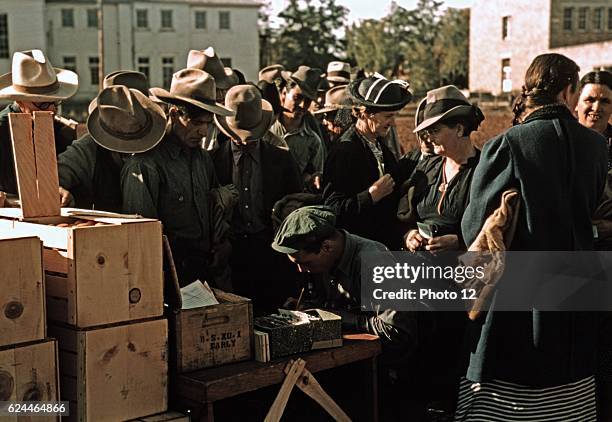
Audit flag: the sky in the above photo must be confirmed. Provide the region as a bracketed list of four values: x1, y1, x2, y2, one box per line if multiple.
[268, 0, 475, 24]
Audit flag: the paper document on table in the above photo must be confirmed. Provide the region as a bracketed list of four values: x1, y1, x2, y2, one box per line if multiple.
[180, 280, 219, 309]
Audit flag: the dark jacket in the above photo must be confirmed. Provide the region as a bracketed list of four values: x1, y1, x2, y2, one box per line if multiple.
[0, 103, 75, 194]
[211, 139, 303, 231]
[322, 126, 411, 250]
[461, 105, 608, 387]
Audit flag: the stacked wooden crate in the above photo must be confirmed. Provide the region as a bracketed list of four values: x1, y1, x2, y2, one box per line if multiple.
[0, 234, 60, 421]
[0, 215, 169, 421]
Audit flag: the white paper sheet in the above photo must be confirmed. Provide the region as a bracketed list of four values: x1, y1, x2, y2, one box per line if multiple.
[180, 280, 219, 310]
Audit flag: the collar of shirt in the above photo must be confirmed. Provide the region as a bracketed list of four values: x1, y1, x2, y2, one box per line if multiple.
[163, 134, 192, 160]
[231, 139, 261, 166]
[272, 118, 314, 139]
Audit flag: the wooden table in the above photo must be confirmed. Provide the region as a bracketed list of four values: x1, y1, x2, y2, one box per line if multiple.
[175, 337, 382, 422]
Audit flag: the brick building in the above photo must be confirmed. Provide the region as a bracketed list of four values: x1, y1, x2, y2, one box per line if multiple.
[470, 0, 612, 95]
[0, 0, 260, 115]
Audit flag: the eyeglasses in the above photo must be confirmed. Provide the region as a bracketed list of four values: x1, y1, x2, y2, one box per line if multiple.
[422, 126, 442, 137]
[33, 101, 61, 110]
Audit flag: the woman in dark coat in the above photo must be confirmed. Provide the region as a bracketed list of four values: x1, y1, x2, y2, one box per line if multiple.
[322, 75, 413, 250]
[457, 54, 607, 421]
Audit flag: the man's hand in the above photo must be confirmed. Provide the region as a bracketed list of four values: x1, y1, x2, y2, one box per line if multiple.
[405, 229, 425, 252]
[368, 174, 395, 203]
[424, 234, 459, 252]
[59, 187, 75, 207]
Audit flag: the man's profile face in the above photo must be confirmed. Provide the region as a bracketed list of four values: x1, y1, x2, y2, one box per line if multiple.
[288, 244, 334, 274]
[172, 106, 213, 149]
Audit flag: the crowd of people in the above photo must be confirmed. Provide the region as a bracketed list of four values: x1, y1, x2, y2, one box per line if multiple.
[0, 47, 611, 421]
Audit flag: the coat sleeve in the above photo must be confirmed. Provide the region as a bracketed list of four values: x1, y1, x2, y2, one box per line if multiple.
[461, 135, 517, 246]
[322, 143, 373, 216]
[57, 136, 97, 192]
[121, 158, 160, 219]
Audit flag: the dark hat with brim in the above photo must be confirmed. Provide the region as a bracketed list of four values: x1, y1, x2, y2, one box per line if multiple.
[272, 205, 337, 254]
[413, 85, 474, 133]
[348, 75, 412, 111]
[312, 85, 351, 115]
[283, 66, 322, 101]
[214, 84, 274, 142]
[87, 85, 167, 153]
[88, 70, 150, 114]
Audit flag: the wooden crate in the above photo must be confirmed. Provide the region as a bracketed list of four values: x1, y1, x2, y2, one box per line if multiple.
[0, 212, 163, 328]
[48, 318, 168, 422]
[125, 410, 189, 421]
[0, 235, 46, 347]
[168, 289, 253, 373]
[0, 339, 59, 422]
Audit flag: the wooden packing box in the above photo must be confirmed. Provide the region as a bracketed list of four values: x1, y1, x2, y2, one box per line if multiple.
[0, 235, 46, 347]
[168, 288, 253, 373]
[48, 317, 168, 422]
[0, 338, 60, 422]
[0, 210, 163, 328]
[125, 410, 189, 421]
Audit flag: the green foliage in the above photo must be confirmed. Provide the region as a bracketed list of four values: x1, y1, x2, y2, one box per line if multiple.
[434, 8, 469, 88]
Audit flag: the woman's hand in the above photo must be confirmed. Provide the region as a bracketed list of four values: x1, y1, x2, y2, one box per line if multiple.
[405, 229, 425, 252]
[425, 234, 459, 252]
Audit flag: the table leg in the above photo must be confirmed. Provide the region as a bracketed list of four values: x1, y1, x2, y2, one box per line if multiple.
[197, 403, 214, 422]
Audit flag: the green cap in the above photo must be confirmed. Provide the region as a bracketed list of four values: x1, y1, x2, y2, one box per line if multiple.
[271, 205, 337, 254]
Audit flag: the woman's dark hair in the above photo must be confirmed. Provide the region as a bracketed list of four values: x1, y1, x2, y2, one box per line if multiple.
[579, 70, 612, 92]
[512, 53, 580, 125]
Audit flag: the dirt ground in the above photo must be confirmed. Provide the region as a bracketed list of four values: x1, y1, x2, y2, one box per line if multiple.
[395, 106, 514, 154]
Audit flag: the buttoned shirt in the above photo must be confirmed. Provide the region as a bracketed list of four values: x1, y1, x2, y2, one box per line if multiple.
[121, 135, 217, 250]
[270, 118, 325, 177]
[230, 140, 266, 235]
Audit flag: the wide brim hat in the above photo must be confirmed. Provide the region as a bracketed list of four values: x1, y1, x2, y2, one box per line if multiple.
[187, 48, 239, 90]
[88, 70, 151, 114]
[149, 69, 234, 116]
[214, 84, 275, 142]
[87, 86, 167, 153]
[348, 75, 412, 112]
[313, 85, 351, 115]
[0, 50, 78, 102]
[414, 97, 427, 140]
[283, 66, 322, 101]
[326, 61, 351, 84]
[413, 85, 473, 133]
[259, 64, 285, 83]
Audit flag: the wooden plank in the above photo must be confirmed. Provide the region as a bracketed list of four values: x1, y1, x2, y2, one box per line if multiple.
[126, 411, 190, 422]
[33, 111, 60, 217]
[48, 323, 79, 353]
[0, 237, 45, 347]
[43, 248, 69, 274]
[9, 113, 38, 217]
[45, 274, 69, 298]
[177, 338, 382, 403]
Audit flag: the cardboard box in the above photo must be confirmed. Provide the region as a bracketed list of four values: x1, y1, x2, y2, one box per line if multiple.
[0, 210, 163, 328]
[168, 289, 252, 372]
[48, 318, 168, 422]
[0, 338, 59, 421]
[0, 235, 46, 347]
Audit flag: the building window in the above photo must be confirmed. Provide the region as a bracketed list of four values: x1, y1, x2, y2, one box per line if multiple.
[162, 57, 174, 89]
[593, 8, 603, 31]
[63, 56, 77, 72]
[219, 11, 230, 30]
[137, 57, 150, 80]
[136, 9, 148, 29]
[61, 9, 74, 27]
[195, 11, 207, 29]
[501, 58, 512, 93]
[161, 10, 173, 29]
[89, 56, 100, 86]
[0, 14, 8, 59]
[608, 8, 612, 31]
[578, 7, 588, 31]
[563, 7, 573, 31]
[502, 16, 511, 40]
[87, 9, 98, 28]
[221, 57, 232, 68]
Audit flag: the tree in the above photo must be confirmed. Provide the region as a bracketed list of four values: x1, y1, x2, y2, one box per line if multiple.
[433, 8, 469, 88]
[274, 0, 349, 70]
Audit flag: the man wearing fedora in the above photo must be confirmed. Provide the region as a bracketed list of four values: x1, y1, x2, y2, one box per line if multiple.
[58, 71, 156, 211]
[325, 61, 351, 88]
[0, 49, 79, 198]
[122, 68, 234, 286]
[212, 84, 303, 314]
[270, 66, 327, 189]
[312, 84, 352, 147]
[323, 74, 413, 250]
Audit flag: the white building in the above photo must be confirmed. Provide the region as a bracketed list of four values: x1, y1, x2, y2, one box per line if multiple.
[0, 0, 260, 111]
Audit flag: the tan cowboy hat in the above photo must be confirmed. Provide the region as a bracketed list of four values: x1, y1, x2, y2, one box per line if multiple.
[283, 66, 323, 101]
[87, 85, 167, 153]
[187, 47, 239, 90]
[214, 84, 274, 142]
[0, 49, 78, 102]
[259, 64, 285, 84]
[326, 61, 351, 84]
[88, 70, 150, 114]
[149, 68, 234, 116]
[414, 97, 427, 141]
[313, 85, 350, 115]
[413, 85, 474, 133]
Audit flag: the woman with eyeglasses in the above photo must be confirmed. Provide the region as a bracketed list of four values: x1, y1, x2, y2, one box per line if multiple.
[400, 85, 484, 254]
